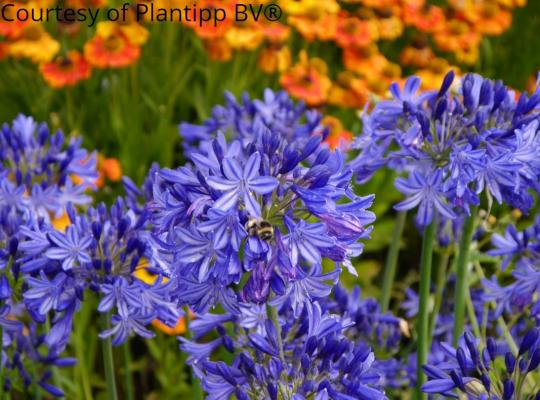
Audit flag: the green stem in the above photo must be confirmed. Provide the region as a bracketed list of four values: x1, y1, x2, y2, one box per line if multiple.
[100, 314, 118, 400]
[452, 206, 478, 346]
[75, 322, 93, 400]
[380, 211, 407, 313]
[429, 249, 450, 339]
[122, 341, 135, 400]
[269, 305, 286, 363]
[415, 219, 436, 400]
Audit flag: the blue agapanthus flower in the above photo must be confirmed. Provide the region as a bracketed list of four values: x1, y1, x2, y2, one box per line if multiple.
[482, 217, 540, 319]
[181, 301, 387, 400]
[0, 115, 100, 397]
[0, 114, 97, 223]
[152, 90, 375, 317]
[351, 72, 540, 227]
[423, 329, 540, 399]
[18, 200, 180, 348]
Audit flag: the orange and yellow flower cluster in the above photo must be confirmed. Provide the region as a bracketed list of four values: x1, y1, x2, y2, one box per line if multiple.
[183, 0, 524, 108]
[0, 0, 525, 104]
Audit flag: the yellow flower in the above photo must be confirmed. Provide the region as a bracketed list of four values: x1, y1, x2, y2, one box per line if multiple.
[375, 14, 403, 40]
[97, 21, 149, 46]
[288, 14, 337, 41]
[51, 212, 71, 232]
[225, 22, 264, 51]
[279, 0, 339, 17]
[258, 44, 291, 74]
[8, 24, 59, 63]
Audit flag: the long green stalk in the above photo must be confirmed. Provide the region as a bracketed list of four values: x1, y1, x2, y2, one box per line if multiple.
[415, 219, 436, 400]
[452, 206, 478, 345]
[122, 341, 135, 400]
[429, 249, 450, 339]
[380, 211, 407, 313]
[100, 314, 118, 400]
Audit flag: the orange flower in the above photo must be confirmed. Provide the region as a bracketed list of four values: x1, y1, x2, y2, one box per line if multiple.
[8, 24, 60, 63]
[279, 51, 331, 107]
[133, 262, 191, 336]
[327, 71, 368, 109]
[261, 22, 290, 43]
[459, 2, 512, 36]
[321, 116, 353, 151]
[258, 44, 291, 74]
[204, 37, 232, 61]
[287, 14, 337, 41]
[84, 25, 140, 69]
[0, 3, 28, 39]
[400, 37, 435, 68]
[52, 212, 71, 232]
[403, 3, 445, 33]
[335, 13, 378, 49]
[183, 0, 233, 39]
[342, 45, 389, 77]
[432, 19, 481, 64]
[40, 51, 91, 89]
[94, 156, 122, 187]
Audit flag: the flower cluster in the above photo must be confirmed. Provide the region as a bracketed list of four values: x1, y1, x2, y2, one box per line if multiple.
[152, 89, 375, 317]
[17, 199, 180, 348]
[272, 0, 523, 108]
[423, 329, 540, 399]
[352, 72, 540, 227]
[0, 0, 525, 108]
[482, 216, 540, 319]
[0, 114, 97, 224]
[0, 115, 98, 395]
[182, 301, 387, 400]
[138, 89, 386, 398]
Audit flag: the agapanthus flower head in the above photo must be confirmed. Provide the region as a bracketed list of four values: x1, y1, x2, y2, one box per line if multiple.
[152, 89, 375, 317]
[18, 199, 180, 348]
[181, 301, 387, 400]
[423, 329, 540, 399]
[352, 72, 540, 227]
[0, 114, 97, 224]
[482, 216, 540, 319]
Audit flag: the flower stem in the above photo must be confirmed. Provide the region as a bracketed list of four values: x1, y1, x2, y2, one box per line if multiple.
[415, 219, 436, 400]
[429, 249, 450, 339]
[100, 314, 118, 400]
[452, 206, 478, 346]
[380, 211, 407, 313]
[122, 340, 135, 400]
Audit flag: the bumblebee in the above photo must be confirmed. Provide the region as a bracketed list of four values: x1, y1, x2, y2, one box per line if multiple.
[245, 218, 274, 241]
